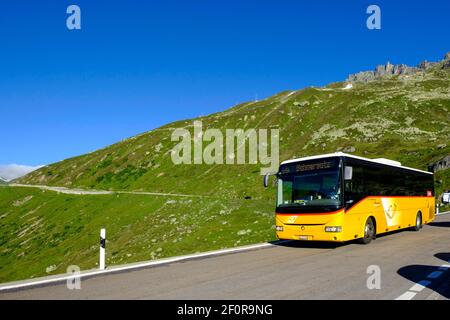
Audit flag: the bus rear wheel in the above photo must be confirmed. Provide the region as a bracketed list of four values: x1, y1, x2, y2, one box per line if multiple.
[359, 218, 375, 245]
[413, 212, 422, 231]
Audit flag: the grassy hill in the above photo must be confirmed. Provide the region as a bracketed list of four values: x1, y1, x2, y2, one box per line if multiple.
[1, 53, 449, 282]
[0, 187, 273, 282]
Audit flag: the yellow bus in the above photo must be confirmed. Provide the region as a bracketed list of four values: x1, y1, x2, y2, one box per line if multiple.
[264, 153, 435, 244]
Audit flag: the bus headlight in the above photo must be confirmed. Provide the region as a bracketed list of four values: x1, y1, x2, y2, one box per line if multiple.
[325, 226, 342, 233]
[276, 226, 284, 232]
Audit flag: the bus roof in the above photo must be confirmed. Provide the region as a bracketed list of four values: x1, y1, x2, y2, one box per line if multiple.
[281, 152, 432, 175]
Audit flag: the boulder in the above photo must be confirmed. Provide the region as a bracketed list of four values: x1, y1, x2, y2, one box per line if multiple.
[428, 155, 450, 173]
[343, 146, 356, 153]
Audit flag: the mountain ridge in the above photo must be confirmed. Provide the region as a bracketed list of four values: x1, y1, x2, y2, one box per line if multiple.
[347, 52, 450, 83]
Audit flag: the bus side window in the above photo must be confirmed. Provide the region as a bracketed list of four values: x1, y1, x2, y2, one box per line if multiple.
[345, 166, 364, 204]
[404, 173, 418, 196]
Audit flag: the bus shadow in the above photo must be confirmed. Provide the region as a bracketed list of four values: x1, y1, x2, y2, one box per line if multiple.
[365, 227, 416, 240]
[270, 229, 410, 249]
[270, 225, 443, 249]
[428, 221, 450, 228]
[270, 240, 346, 249]
[373, 223, 442, 238]
[397, 252, 450, 299]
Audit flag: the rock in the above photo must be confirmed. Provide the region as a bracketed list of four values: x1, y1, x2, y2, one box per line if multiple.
[348, 61, 419, 83]
[428, 155, 450, 173]
[343, 146, 356, 153]
[13, 195, 33, 207]
[348, 52, 450, 81]
[417, 61, 428, 69]
[237, 229, 251, 236]
[154, 143, 163, 152]
[443, 59, 450, 69]
[46, 265, 57, 273]
[376, 61, 395, 76]
[343, 83, 353, 90]
[293, 101, 309, 107]
[347, 71, 376, 83]
[417, 60, 436, 70]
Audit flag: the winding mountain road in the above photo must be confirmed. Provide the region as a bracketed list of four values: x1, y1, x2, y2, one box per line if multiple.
[8, 184, 207, 198]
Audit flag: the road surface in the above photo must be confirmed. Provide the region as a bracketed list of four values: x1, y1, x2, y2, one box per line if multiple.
[1, 214, 449, 300]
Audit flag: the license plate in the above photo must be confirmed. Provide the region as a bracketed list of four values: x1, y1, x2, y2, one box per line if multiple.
[299, 235, 309, 240]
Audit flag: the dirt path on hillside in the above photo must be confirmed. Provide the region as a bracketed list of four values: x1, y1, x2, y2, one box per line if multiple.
[8, 184, 206, 198]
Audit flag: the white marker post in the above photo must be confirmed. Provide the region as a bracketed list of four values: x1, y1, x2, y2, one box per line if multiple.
[99, 228, 106, 270]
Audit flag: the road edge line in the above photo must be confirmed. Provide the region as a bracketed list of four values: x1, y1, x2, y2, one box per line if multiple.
[0, 240, 290, 292]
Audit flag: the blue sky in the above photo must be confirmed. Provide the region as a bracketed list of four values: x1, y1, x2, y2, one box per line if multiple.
[1, 0, 449, 168]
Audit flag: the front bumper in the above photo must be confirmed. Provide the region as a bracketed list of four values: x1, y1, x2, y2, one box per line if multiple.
[276, 220, 344, 242]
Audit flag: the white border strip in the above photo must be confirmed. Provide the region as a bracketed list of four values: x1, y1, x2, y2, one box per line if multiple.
[0, 240, 290, 292]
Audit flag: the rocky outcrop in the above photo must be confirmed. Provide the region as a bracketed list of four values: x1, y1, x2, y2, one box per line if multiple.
[417, 60, 437, 70]
[443, 59, 450, 69]
[347, 71, 376, 83]
[428, 155, 450, 173]
[348, 62, 418, 82]
[347, 52, 449, 83]
[442, 52, 450, 69]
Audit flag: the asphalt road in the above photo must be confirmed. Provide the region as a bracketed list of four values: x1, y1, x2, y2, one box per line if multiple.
[1, 214, 449, 300]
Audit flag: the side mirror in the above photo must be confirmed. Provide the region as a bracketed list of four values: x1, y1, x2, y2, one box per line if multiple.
[264, 173, 270, 188]
[344, 166, 353, 180]
[263, 173, 277, 188]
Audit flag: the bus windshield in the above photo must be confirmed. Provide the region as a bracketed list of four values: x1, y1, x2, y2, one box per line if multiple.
[277, 159, 342, 211]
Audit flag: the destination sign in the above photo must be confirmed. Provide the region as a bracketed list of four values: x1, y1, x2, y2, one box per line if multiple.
[280, 159, 339, 175]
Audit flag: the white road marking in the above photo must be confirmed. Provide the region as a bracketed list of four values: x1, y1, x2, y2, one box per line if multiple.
[409, 280, 431, 292]
[396, 291, 417, 300]
[0, 240, 291, 292]
[395, 263, 450, 300]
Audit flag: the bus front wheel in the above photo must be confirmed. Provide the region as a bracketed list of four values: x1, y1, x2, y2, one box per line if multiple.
[413, 212, 422, 231]
[359, 218, 375, 245]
